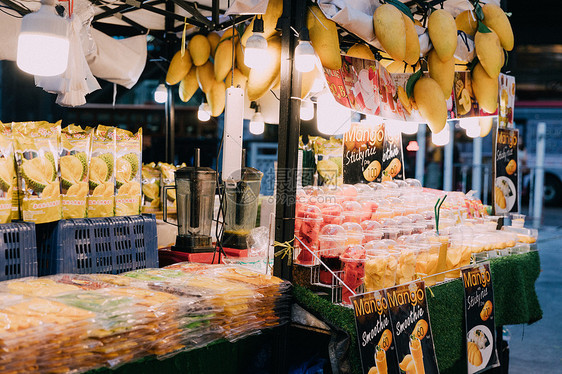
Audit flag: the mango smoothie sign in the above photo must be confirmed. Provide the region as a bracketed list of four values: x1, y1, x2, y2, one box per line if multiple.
[387, 281, 439, 374]
[351, 290, 399, 374]
[461, 263, 499, 374]
[493, 128, 519, 214]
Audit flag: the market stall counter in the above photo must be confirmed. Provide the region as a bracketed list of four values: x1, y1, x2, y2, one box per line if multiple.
[293, 251, 542, 374]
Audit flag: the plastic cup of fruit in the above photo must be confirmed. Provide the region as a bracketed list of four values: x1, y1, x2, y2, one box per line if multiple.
[372, 207, 392, 222]
[340, 245, 366, 304]
[510, 213, 525, 228]
[383, 227, 401, 240]
[317, 224, 346, 283]
[365, 239, 398, 254]
[294, 204, 323, 265]
[365, 251, 392, 292]
[341, 200, 363, 224]
[360, 200, 379, 221]
[320, 202, 344, 227]
[395, 246, 419, 285]
[335, 184, 358, 204]
[342, 222, 364, 246]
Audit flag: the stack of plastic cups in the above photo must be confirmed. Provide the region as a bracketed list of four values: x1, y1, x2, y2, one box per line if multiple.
[318, 225, 347, 284]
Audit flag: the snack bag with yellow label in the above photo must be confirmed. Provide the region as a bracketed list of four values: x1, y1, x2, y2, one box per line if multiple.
[115, 128, 142, 216]
[87, 125, 115, 218]
[0, 123, 14, 223]
[141, 163, 161, 213]
[13, 121, 62, 223]
[158, 162, 177, 213]
[60, 125, 91, 219]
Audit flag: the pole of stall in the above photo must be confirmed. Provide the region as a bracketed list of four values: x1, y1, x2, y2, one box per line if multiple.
[164, 0, 175, 164]
[472, 136, 482, 199]
[533, 122, 546, 225]
[416, 124, 426, 184]
[273, 0, 302, 281]
[443, 124, 454, 191]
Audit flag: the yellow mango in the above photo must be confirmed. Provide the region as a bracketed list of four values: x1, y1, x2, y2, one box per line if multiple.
[455, 10, 477, 37]
[482, 3, 514, 51]
[472, 62, 498, 113]
[403, 14, 420, 65]
[225, 68, 248, 90]
[214, 39, 234, 81]
[196, 60, 215, 93]
[307, 5, 341, 70]
[207, 32, 221, 57]
[413, 77, 447, 133]
[240, 0, 283, 46]
[301, 67, 321, 99]
[397, 86, 412, 115]
[178, 68, 198, 102]
[346, 43, 375, 60]
[475, 29, 503, 79]
[427, 9, 457, 62]
[428, 49, 454, 98]
[189, 34, 211, 66]
[480, 116, 494, 137]
[206, 80, 226, 117]
[247, 36, 282, 101]
[165, 50, 192, 85]
[373, 4, 406, 62]
[235, 42, 251, 77]
[219, 27, 240, 43]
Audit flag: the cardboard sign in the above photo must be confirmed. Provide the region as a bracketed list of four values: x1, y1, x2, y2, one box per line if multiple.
[498, 74, 515, 128]
[351, 290, 400, 374]
[343, 122, 385, 184]
[462, 263, 499, 374]
[381, 124, 405, 181]
[387, 281, 439, 374]
[493, 128, 519, 214]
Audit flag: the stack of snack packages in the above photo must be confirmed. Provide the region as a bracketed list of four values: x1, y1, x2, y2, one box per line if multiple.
[0, 121, 142, 223]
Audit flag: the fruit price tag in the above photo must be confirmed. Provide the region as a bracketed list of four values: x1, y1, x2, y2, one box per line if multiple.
[351, 290, 400, 374]
[493, 127, 519, 214]
[386, 281, 439, 374]
[461, 263, 499, 374]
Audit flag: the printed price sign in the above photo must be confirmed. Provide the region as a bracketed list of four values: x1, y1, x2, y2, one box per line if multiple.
[351, 290, 399, 374]
[493, 127, 519, 214]
[387, 281, 439, 374]
[343, 122, 385, 184]
[382, 125, 405, 181]
[462, 263, 499, 374]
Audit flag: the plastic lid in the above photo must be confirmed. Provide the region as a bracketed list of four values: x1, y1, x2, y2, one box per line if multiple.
[319, 224, 346, 238]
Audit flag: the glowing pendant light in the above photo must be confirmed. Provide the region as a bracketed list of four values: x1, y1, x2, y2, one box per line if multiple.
[154, 84, 168, 104]
[249, 110, 265, 135]
[244, 16, 268, 69]
[198, 102, 211, 122]
[300, 100, 314, 121]
[17, 0, 70, 76]
[431, 122, 451, 146]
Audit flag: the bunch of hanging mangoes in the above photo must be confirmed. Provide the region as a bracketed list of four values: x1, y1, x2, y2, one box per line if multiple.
[308, 0, 513, 135]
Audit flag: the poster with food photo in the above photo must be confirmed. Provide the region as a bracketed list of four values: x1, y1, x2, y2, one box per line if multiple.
[454, 72, 478, 118]
[378, 64, 405, 120]
[461, 263, 499, 374]
[343, 122, 385, 184]
[381, 124, 404, 181]
[351, 290, 400, 374]
[392, 74, 425, 123]
[498, 74, 515, 128]
[493, 128, 519, 214]
[387, 281, 439, 374]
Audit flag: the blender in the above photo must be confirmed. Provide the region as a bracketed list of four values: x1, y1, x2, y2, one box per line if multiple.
[222, 167, 263, 249]
[163, 149, 216, 253]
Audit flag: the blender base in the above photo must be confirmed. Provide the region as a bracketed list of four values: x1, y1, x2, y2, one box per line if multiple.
[222, 232, 249, 250]
[172, 235, 215, 253]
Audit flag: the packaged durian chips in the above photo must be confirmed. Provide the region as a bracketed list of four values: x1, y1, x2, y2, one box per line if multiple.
[60, 125, 91, 219]
[0, 123, 14, 223]
[13, 121, 62, 223]
[115, 128, 142, 216]
[87, 125, 116, 218]
[141, 163, 161, 213]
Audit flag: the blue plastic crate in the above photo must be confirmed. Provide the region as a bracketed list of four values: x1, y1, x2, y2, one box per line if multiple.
[37, 215, 158, 276]
[0, 222, 37, 281]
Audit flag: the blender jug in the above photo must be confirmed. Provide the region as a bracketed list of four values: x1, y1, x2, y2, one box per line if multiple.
[163, 153, 216, 252]
[222, 167, 263, 249]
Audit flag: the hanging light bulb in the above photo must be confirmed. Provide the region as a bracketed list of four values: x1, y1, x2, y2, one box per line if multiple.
[401, 121, 420, 135]
[466, 123, 481, 138]
[459, 117, 479, 130]
[295, 41, 316, 73]
[17, 0, 70, 76]
[249, 110, 265, 135]
[300, 100, 314, 121]
[431, 123, 451, 146]
[244, 16, 268, 69]
[198, 102, 211, 122]
[154, 84, 168, 104]
[316, 92, 352, 135]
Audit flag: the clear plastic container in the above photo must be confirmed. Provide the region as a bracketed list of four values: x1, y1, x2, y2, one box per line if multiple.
[510, 213, 525, 228]
[365, 250, 397, 291]
[395, 246, 419, 285]
[383, 227, 401, 240]
[320, 202, 344, 226]
[360, 200, 379, 221]
[294, 205, 323, 265]
[361, 220, 383, 244]
[340, 245, 366, 305]
[341, 200, 363, 224]
[317, 224, 347, 282]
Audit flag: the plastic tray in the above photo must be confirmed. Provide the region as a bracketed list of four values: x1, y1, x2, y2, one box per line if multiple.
[37, 215, 158, 276]
[0, 222, 37, 281]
